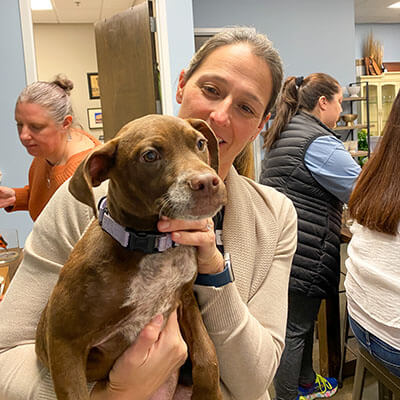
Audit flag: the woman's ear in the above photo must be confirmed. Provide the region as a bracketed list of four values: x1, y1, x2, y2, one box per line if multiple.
[257, 112, 271, 130]
[176, 70, 186, 104]
[62, 115, 73, 130]
[252, 112, 271, 140]
[318, 96, 328, 111]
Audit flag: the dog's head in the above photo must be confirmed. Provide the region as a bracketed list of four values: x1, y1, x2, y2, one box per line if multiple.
[69, 115, 227, 227]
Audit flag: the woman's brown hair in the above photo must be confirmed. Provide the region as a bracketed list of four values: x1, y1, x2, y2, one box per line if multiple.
[348, 90, 400, 235]
[263, 73, 340, 150]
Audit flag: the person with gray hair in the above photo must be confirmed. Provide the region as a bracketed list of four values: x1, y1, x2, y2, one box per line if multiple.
[0, 74, 100, 221]
[0, 27, 296, 400]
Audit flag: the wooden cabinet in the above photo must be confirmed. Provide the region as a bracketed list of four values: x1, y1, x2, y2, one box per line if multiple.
[359, 72, 400, 136]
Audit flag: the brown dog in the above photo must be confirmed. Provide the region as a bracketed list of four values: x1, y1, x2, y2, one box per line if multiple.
[35, 115, 227, 400]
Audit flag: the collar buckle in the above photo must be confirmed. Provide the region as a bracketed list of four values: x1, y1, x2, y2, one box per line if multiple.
[97, 196, 175, 254]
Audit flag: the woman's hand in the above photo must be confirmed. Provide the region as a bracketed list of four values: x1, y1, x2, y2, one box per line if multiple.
[0, 186, 16, 208]
[158, 217, 224, 275]
[91, 310, 187, 400]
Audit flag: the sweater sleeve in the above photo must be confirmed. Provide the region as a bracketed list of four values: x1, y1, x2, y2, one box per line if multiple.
[0, 179, 104, 399]
[194, 196, 297, 400]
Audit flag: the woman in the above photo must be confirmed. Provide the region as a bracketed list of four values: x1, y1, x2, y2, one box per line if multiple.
[0, 75, 100, 221]
[345, 90, 400, 378]
[260, 73, 361, 400]
[0, 28, 297, 400]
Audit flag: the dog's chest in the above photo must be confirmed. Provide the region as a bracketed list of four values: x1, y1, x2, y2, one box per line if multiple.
[113, 245, 197, 343]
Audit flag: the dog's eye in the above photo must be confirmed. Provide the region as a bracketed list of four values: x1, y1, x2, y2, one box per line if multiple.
[141, 150, 160, 163]
[197, 139, 207, 152]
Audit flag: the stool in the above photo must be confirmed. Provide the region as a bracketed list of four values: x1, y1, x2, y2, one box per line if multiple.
[338, 291, 354, 387]
[352, 345, 400, 400]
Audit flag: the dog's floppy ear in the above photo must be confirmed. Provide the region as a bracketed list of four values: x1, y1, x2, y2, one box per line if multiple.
[186, 118, 219, 173]
[68, 139, 119, 215]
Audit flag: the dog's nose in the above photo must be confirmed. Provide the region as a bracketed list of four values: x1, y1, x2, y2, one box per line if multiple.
[189, 173, 220, 195]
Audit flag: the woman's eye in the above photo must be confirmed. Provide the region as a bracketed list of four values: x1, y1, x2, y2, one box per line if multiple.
[239, 104, 255, 115]
[202, 85, 219, 96]
[197, 139, 207, 151]
[141, 150, 160, 163]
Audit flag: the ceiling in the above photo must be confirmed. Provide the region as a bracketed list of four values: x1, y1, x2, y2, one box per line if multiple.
[31, 0, 137, 23]
[355, 0, 400, 23]
[31, 0, 400, 24]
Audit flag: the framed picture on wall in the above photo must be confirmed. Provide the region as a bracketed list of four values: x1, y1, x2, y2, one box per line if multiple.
[87, 108, 103, 129]
[87, 72, 100, 99]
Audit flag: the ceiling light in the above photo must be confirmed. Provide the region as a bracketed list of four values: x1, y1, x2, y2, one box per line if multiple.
[388, 1, 400, 8]
[31, 0, 53, 10]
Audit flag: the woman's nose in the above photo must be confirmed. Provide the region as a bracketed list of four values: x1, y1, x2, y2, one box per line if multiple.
[19, 126, 32, 141]
[210, 98, 231, 127]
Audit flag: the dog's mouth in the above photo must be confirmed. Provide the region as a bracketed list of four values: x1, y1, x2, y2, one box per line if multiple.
[156, 174, 227, 220]
[157, 193, 226, 220]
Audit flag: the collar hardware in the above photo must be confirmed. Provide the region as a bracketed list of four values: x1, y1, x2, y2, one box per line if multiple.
[98, 196, 176, 254]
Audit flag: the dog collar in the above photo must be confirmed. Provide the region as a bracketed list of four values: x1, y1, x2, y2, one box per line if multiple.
[97, 197, 176, 254]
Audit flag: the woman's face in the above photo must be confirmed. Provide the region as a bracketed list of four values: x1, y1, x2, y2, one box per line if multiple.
[176, 43, 273, 179]
[321, 88, 343, 129]
[15, 102, 68, 159]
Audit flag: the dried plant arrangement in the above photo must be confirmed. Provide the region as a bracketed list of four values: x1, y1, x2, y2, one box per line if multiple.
[363, 32, 383, 75]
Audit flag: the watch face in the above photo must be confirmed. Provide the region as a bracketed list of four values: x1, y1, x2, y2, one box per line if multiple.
[224, 252, 235, 283]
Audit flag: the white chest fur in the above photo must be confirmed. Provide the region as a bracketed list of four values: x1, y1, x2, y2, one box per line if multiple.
[96, 245, 197, 348]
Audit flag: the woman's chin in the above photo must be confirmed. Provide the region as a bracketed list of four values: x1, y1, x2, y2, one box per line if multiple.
[25, 146, 39, 157]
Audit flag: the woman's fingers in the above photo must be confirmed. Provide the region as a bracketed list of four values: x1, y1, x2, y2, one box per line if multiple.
[0, 187, 16, 208]
[124, 314, 164, 367]
[158, 216, 213, 234]
[157, 217, 224, 274]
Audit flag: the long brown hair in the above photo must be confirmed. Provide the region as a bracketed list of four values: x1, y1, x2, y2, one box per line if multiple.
[185, 27, 283, 178]
[348, 90, 400, 235]
[263, 73, 340, 150]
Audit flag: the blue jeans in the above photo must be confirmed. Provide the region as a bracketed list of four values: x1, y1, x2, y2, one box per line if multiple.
[349, 316, 400, 378]
[274, 294, 322, 400]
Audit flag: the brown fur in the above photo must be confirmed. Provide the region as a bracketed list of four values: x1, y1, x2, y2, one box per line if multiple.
[35, 115, 227, 400]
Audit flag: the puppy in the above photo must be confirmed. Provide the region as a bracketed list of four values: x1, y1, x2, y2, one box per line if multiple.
[35, 115, 227, 400]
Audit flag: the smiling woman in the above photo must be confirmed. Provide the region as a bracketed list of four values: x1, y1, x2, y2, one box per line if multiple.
[0, 74, 100, 221]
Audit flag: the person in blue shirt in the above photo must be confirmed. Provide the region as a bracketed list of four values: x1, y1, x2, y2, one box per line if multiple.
[260, 73, 361, 400]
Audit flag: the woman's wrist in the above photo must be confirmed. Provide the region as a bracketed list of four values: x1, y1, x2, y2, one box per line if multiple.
[197, 249, 224, 275]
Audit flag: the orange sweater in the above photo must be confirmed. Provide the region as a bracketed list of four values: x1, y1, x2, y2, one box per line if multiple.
[7, 131, 100, 221]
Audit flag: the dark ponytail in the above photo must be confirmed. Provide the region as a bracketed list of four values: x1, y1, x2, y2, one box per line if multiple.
[262, 72, 340, 151]
[262, 76, 299, 150]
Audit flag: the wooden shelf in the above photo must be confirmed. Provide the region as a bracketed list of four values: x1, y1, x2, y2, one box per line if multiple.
[342, 96, 367, 102]
[349, 150, 368, 157]
[334, 124, 368, 131]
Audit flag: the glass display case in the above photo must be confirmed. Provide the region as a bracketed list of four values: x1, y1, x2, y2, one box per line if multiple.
[359, 72, 400, 136]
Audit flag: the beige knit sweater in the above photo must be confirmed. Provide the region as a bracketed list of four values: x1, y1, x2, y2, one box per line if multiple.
[0, 167, 297, 400]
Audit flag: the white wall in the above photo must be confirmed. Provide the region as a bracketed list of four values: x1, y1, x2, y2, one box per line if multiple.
[355, 23, 400, 62]
[0, 0, 33, 245]
[33, 24, 102, 139]
[192, 0, 356, 86]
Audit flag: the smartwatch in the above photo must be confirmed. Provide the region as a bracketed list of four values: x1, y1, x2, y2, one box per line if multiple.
[195, 253, 235, 287]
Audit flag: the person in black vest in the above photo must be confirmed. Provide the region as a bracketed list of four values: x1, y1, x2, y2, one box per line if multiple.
[260, 73, 361, 400]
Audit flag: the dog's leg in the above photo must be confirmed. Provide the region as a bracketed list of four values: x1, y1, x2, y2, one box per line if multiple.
[47, 337, 90, 400]
[179, 284, 223, 400]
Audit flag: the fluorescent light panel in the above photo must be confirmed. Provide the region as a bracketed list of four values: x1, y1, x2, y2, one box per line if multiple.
[388, 2, 400, 8]
[31, 0, 53, 10]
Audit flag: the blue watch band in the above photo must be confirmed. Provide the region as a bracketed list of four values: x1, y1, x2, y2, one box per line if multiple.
[195, 253, 234, 287]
